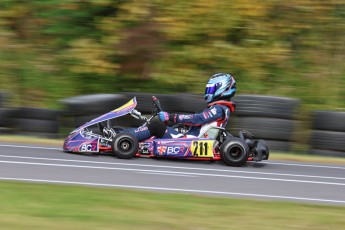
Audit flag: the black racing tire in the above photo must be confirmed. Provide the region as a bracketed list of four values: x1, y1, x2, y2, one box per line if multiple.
[265, 140, 292, 152]
[16, 107, 60, 120]
[310, 130, 345, 152]
[122, 92, 154, 114]
[14, 131, 60, 139]
[220, 137, 250, 167]
[172, 94, 206, 113]
[122, 92, 178, 113]
[17, 119, 59, 133]
[232, 95, 300, 119]
[60, 94, 128, 115]
[0, 108, 17, 130]
[228, 117, 296, 141]
[112, 133, 139, 159]
[74, 114, 144, 128]
[0, 108, 9, 127]
[312, 111, 345, 132]
[74, 114, 103, 127]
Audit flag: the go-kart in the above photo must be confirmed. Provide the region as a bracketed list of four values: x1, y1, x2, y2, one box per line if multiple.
[63, 96, 269, 166]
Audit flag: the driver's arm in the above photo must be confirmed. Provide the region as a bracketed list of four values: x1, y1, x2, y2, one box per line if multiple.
[169, 105, 224, 126]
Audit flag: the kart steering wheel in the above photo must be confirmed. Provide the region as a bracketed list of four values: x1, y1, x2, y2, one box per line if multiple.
[152, 96, 189, 132]
[152, 96, 163, 113]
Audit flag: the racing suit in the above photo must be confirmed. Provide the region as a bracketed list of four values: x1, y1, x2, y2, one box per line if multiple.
[124, 100, 235, 141]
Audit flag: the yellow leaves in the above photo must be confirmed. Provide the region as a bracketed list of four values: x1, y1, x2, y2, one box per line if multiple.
[117, 0, 152, 22]
[66, 39, 118, 75]
[191, 0, 217, 15]
[232, 0, 269, 17]
[0, 5, 30, 18]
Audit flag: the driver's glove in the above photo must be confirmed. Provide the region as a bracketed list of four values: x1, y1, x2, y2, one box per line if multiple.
[158, 111, 170, 122]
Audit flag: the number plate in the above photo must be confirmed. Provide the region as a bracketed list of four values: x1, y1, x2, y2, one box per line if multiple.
[191, 140, 214, 157]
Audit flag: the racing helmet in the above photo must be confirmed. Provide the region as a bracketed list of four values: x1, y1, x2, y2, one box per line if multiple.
[204, 73, 236, 103]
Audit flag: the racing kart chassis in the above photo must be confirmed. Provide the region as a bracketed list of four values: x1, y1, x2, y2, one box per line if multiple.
[63, 96, 269, 166]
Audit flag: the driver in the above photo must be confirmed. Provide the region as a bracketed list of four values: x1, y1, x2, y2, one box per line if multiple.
[119, 73, 236, 141]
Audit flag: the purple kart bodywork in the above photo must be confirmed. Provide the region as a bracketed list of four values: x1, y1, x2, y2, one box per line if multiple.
[63, 98, 137, 153]
[63, 97, 219, 159]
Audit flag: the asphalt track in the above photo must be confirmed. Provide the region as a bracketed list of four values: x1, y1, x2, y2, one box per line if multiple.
[1, 142, 345, 206]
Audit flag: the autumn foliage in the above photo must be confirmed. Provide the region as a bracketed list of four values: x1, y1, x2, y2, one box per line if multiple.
[0, 0, 344, 110]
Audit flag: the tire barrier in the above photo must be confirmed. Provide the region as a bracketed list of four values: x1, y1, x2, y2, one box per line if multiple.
[311, 111, 345, 132]
[60, 94, 128, 115]
[171, 94, 206, 113]
[309, 111, 345, 157]
[0, 93, 13, 134]
[11, 107, 61, 138]
[5, 92, 345, 159]
[74, 114, 143, 129]
[230, 117, 295, 141]
[265, 140, 292, 152]
[59, 94, 130, 133]
[122, 92, 179, 114]
[0, 109, 6, 128]
[0, 108, 10, 133]
[229, 95, 300, 152]
[232, 94, 300, 119]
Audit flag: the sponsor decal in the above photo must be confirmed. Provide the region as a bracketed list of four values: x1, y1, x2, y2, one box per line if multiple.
[166, 146, 181, 155]
[157, 146, 167, 155]
[139, 142, 152, 155]
[140, 142, 151, 148]
[210, 107, 217, 115]
[135, 126, 148, 133]
[79, 143, 98, 152]
[203, 112, 209, 119]
[157, 140, 175, 145]
[179, 115, 193, 120]
[157, 145, 185, 156]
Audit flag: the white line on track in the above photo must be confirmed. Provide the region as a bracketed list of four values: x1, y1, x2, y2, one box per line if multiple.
[1, 177, 345, 204]
[1, 154, 344, 181]
[1, 160, 345, 186]
[1, 143, 345, 170]
[0, 144, 61, 151]
[266, 161, 345, 169]
[138, 172, 198, 177]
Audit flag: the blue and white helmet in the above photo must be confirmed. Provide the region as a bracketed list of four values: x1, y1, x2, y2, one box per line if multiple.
[204, 73, 236, 103]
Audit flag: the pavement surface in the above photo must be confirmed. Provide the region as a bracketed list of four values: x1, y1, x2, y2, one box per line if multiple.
[1, 142, 345, 205]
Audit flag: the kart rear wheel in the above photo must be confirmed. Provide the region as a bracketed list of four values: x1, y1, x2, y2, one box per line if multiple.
[220, 137, 249, 167]
[112, 133, 139, 159]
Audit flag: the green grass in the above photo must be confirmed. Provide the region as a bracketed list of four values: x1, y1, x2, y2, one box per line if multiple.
[0, 135, 63, 146]
[1, 181, 345, 230]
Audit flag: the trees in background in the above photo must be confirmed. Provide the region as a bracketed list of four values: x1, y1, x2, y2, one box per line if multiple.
[0, 0, 344, 110]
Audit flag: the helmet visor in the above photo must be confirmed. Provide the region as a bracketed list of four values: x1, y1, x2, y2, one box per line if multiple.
[205, 84, 217, 94]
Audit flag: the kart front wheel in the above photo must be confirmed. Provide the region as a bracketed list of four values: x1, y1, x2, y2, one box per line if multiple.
[220, 137, 250, 167]
[112, 133, 139, 159]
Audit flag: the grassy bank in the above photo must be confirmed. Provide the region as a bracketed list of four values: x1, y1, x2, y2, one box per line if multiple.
[1, 181, 345, 230]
